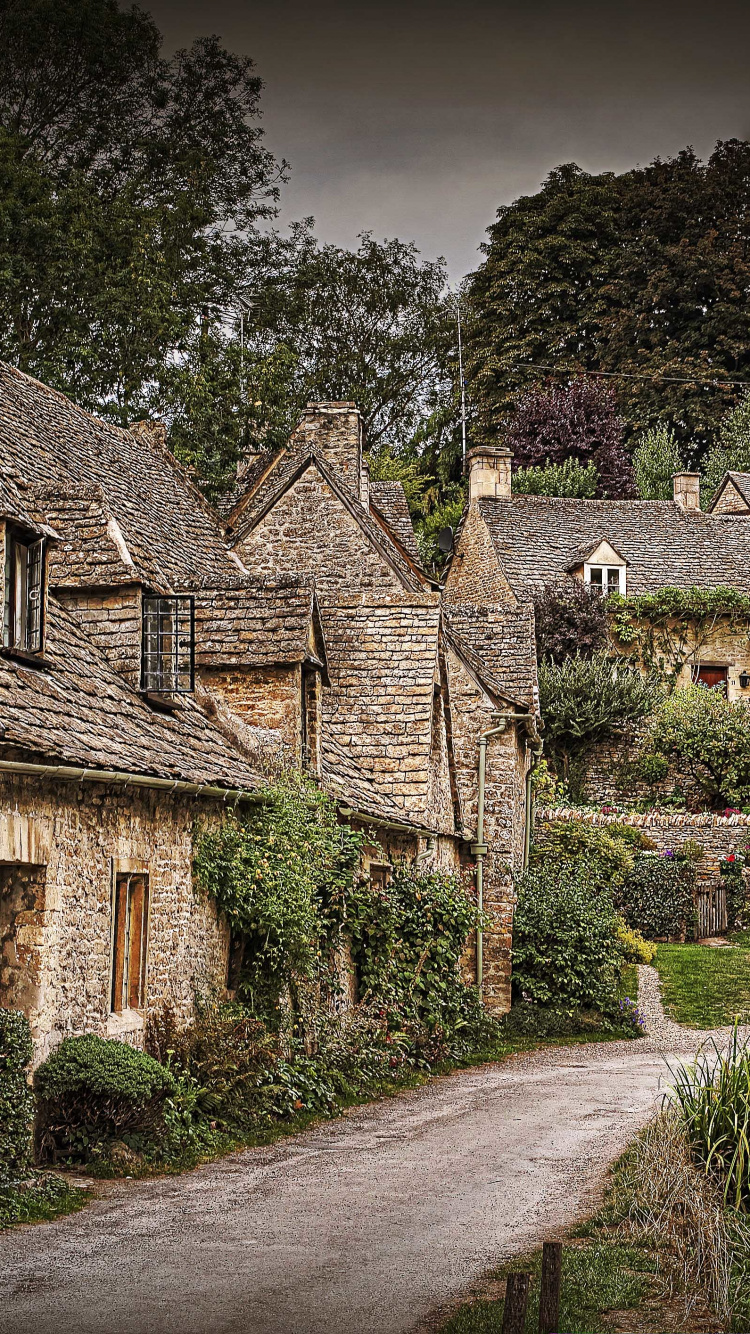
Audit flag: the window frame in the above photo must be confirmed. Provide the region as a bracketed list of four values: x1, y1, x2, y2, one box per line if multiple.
[110, 870, 150, 1013]
[584, 562, 626, 597]
[140, 593, 195, 695]
[3, 526, 45, 656]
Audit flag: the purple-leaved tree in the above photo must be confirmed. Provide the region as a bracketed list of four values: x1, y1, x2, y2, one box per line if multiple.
[505, 379, 636, 498]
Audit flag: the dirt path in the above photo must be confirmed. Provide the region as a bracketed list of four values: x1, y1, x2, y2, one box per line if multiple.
[1, 1037, 684, 1334]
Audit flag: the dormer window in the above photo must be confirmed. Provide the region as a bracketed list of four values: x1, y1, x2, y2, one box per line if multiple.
[141, 594, 194, 694]
[585, 564, 624, 596]
[3, 527, 44, 654]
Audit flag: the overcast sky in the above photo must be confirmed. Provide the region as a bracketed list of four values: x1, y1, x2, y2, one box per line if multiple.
[149, 0, 750, 279]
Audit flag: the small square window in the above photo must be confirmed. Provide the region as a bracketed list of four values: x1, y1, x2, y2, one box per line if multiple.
[141, 595, 194, 693]
[586, 564, 623, 596]
[3, 529, 44, 654]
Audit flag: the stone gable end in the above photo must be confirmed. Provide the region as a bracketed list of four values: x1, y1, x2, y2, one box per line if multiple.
[445, 505, 517, 608]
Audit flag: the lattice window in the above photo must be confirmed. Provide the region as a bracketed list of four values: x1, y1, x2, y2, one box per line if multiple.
[141, 595, 194, 693]
[3, 529, 44, 654]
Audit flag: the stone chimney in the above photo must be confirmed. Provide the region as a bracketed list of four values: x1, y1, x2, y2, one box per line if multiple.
[467, 446, 513, 502]
[672, 472, 701, 512]
[295, 402, 368, 505]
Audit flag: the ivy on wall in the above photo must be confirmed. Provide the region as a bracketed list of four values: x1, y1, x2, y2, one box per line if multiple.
[608, 586, 750, 682]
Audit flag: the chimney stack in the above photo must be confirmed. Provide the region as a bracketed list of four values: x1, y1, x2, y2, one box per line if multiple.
[673, 473, 701, 512]
[467, 446, 513, 502]
[295, 402, 368, 505]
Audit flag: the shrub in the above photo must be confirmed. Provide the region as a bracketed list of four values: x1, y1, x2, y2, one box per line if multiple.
[34, 1034, 177, 1162]
[531, 819, 654, 891]
[616, 919, 657, 965]
[647, 684, 750, 809]
[719, 847, 750, 929]
[511, 865, 622, 1011]
[538, 653, 663, 794]
[533, 579, 609, 666]
[0, 1009, 33, 1184]
[614, 855, 697, 940]
[513, 456, 599, 498]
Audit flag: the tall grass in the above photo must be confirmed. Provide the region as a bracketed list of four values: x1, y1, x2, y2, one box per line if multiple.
[670, 1026, 750, 1211]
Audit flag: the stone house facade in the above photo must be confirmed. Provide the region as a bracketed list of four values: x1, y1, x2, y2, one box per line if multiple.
[0, 368, 538, 1053]
[446, 448, 750, 806]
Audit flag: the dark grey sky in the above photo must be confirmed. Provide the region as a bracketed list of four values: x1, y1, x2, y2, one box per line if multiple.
[149, 0, 750, 278]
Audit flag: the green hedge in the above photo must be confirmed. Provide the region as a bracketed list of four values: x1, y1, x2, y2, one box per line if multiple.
[614, 855, 696, 940]
[0, 1009, 33, 1185]
[512, 865, 622, 1011]
[34, 1034, 177, 1163]
[531, 820, 655, 892]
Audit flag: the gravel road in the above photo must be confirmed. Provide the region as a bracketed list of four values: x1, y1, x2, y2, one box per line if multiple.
[0, 1033, 683, 1334]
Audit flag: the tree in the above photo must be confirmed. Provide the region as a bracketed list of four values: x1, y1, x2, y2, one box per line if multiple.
[504, 380, 636, 498]
[513, 456, 598, 498]
[646, 683, 750, 809]
[0, 0, 283, 419]
[633, 425, 684, 500]
[702, 392, 750, 500]
[467, 142, 750, 457]
[533, 580, 609, 665]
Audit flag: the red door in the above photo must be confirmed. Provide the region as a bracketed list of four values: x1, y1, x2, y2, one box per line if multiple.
[695, 665, 728, 690]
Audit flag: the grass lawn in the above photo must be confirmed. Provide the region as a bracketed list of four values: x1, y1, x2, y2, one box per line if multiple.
[655, 941, 750, 1027]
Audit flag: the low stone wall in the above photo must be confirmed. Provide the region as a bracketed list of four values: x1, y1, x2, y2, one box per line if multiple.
[535, 807, 750, 885]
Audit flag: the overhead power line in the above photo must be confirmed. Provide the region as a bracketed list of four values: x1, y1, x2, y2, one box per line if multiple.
[514, 361, 750, 389]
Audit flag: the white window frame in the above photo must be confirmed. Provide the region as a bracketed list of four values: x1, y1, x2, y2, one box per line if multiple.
[584, 562, 626, 597]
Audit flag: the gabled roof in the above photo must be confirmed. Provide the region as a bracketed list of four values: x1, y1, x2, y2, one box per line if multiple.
[0, 596, 264, 792]
[321, 735, 431, 831]
[193, 576, 328, 680]
[0, 362, 239, 591]
[37, 484, 148, 589]
[565, 537, 629, 570]
[225, 443, 434, 594]
[477, 495, 750, 597]
[443, 603, 539, 716]
[707, 472, 750, 512]
[369, 481, 421, 564]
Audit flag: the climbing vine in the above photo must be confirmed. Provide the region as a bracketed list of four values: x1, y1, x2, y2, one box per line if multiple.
[608, 586, 750, 682]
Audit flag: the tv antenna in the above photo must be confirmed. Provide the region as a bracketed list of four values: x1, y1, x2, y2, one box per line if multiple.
[455, 296, 467, 465]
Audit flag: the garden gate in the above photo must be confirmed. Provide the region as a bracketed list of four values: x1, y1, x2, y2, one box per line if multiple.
[697, 885, 727, 938]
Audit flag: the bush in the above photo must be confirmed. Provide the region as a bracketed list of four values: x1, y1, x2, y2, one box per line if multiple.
[0, 1009, 33, 1185]
[34, 1035, 177, 1162]
[533, 579, 609, 667]
[614, 855, 697, 940]
[514, 456, 599, 498]
[538, 653, 663, 794]
[531, 819, 654, 892]
[647, 684, 750, 809]
[720, 848, 750, 929]
[511, 865, 622, 1011]
[616, 919, 657, 965]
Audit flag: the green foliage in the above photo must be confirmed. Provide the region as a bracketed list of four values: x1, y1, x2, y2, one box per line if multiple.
[533, 579, 609, 666]
[34, 1034, 177, 1162]
[511, 865, 622, 1011]
[346, 864, 482, 1035]
[530, 757, 567, 806]
[647, 683, 750, 808]
[615, 855, 697, 940]
[538, 652, 663, 792]
[194, 773, 363, 1011]
[367, 445, 430, 512]
[466, 143, 750, 453]
[609, 585, 750, 681]
[531, 820, 642, 891]
[633, 424, 684, 499]
[671, 1028, 750, 1211]
[703, 392, 750, 501]
[513, 456, 598, 498]
[616, 920, 657, 965]
[0, 1009, 33, 1185]
[414, 485, 466, 569]
[0, 1173, 89, 1229]
[719, 848, 750, 930]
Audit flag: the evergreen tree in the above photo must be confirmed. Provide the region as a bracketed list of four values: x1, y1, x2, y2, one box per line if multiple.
[633, 425, 684, 500]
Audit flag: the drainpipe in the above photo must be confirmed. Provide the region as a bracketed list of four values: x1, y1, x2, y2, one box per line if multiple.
[523, 744, 544, 871]
[471, 722, 506, 996]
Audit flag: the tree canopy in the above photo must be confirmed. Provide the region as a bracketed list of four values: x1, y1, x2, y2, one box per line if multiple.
[467, 142, 750, 458]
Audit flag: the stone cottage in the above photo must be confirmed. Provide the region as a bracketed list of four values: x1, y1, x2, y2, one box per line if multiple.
[0, 369, 537, 1054]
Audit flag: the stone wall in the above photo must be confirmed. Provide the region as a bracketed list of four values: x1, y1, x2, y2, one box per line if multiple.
[199, 663, 302, 761]
[535, 807, 750, 885]
[56, 585, 142, 687]
[444, 504, 517, 608]
[0, 775, 230, 1062]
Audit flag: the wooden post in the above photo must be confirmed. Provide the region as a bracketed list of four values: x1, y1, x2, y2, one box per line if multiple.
[539, 1241, 562, 1334]
[502, 1272, 531, 1334]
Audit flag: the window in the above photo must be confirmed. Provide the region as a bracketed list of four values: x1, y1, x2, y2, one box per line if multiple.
[111, 873, 149, 1012]
[141, 595, 194, 693]
[3, 528, 44, 654]
[585, 564, 624, 596]
[694, 664, 728, 691]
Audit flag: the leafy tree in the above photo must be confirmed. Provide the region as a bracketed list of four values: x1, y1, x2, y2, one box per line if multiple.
[513, 456, 598, 498]
[702, 392, 750, 500]
[633, 425, 684, 500]
[539, 652, 663, 793]
[0, 0, 282, 418]
[503, 380, 636, 498]
[533, 579, 609, 665]
[646, 683, 750, 809]
[467, 142, 750, 456]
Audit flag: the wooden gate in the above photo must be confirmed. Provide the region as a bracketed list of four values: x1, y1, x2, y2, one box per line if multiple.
[697, 885, 728, 938]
